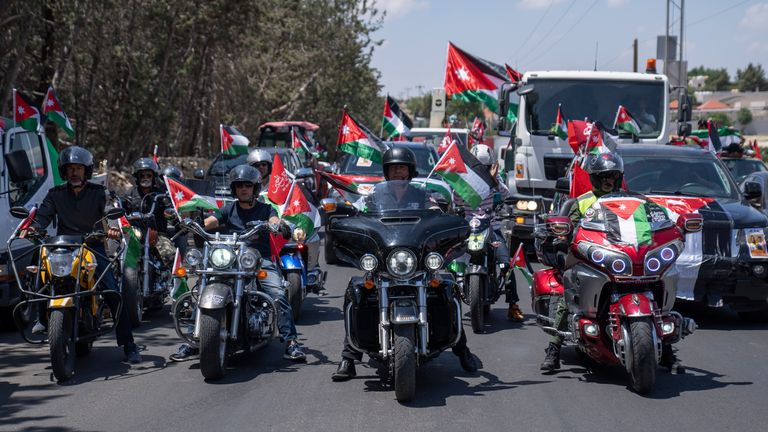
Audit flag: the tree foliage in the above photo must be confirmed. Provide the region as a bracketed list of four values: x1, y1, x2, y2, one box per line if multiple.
[737, 107, 753, 126]
[688, 66, 730, 91]
[736, 63, 768, 92]
[0, 0, 384, 166]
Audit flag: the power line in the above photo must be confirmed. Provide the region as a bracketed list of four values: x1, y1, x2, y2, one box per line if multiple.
[687, 0, 753, 27]
[519, 0, 577, 64]
[528, 0, 600, 64]
[511, 0, 555, 60]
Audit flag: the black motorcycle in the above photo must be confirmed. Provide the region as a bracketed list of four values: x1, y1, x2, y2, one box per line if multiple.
[325, 180, 469, 402]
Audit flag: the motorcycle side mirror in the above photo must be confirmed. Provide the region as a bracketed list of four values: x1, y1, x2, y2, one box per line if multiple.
[106, 207, 126, 220]
[193, 168, 205, 179]
[455, 207, 466, 218]
[555, 177, 571, 194]
[677, 213, 703, 233]
[743, 181, 762, 201]
[10, 206, 30, 219]
[320, 198, 337, 213]
[546, 215, 572, 236]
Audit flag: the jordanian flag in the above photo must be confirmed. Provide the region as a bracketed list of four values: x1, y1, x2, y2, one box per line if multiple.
[13, 89, 41, 132]
[283, 181, 322, 238]
[164, 177, 221, 217]
[42, 86, 75, 138]
[444, 42, 508, 113]
[551, 104, 567, 140]
[169, 248, 189, 300]
[614, 105, 640, 136]
[433, 140, 495, 209]
[383, 95, 413, 139]
[600, 197, 653, 247]
[115, 206, 141, 269]
[220, 124, 250, 155]
[512, 243, 533, 285]
[337, 110, 387, 164]
[410, 178, 454, 204]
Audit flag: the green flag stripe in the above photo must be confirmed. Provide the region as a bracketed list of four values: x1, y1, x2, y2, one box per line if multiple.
[438, 171, 483, 208]
[632, 205, 652, 245]
[339, 140, 382, 164]
[451, 89, 499, 113]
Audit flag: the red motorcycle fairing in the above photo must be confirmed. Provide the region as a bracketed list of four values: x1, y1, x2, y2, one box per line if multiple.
[532, 268, 564, 297]
[612, 293, 655, 317]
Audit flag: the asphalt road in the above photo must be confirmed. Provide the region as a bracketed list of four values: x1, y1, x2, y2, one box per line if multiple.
[2, 242, 768, 432]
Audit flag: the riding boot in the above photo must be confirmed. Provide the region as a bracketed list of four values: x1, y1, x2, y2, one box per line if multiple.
[540, 342, 561, 371]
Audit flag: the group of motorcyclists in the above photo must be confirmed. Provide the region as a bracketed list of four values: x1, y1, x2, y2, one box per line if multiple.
[13, 136, 689, 389]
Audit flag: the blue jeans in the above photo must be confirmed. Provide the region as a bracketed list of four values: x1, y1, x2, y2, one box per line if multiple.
[260, 260, 298, 342]
[92, 244, 134, 347]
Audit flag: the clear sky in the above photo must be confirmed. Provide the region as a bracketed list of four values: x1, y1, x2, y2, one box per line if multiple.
[370, 0, 768, 99]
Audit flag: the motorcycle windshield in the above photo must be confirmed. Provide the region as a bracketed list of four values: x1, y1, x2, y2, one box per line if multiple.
[363, 180, 439, 213]
[580, 192, 675, 244]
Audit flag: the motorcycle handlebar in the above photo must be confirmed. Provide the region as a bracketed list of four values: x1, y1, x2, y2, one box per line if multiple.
[180, 218, 268, 242]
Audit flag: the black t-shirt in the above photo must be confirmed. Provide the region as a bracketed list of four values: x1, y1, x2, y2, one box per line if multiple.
[216, 201, 276, 257]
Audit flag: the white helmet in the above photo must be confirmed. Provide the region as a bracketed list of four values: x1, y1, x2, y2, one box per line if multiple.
[470, 144, 494, 166]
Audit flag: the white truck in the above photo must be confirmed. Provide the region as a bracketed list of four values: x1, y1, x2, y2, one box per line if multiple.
[497, 69, 674, 246]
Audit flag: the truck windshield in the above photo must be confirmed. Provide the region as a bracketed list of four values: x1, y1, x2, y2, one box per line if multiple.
[525, 79, 665, 139]
[7, 131, 47, 206]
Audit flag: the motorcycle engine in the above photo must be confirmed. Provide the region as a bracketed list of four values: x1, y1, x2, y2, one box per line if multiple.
[248, 299, 274, 340]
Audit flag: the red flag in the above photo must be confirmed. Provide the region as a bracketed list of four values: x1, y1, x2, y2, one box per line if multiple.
[570, 163, 592, 198]
[267, 153, 292, 206]
[567, 120, 590, 154]
[511, 242, 528, 269]
[505, 64, 523, 83]
[433, 141, 467, 174]
[152, 145, 158, 163]
[284, 181, 311, 217]
[753, 140, 762, 160]
[438, 126, 455, 154]
[470, 117, 485, 142]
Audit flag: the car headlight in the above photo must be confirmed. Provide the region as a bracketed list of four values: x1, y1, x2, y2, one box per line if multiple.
[387, 249, 416, 278]
[515, 200, 538, 211]
[425, 253, 443, 270]
[209, 246, 236, 269]
[47, 248, 76, 278]
[577, 242, 632, 276]
[185, 249, 203, 267]
[238, 248, 261, 270]
[292, 227, 306, 242]
[360, 254, 378, 271]
[468, 231, 487, 251]
[644, 240, 683, 276]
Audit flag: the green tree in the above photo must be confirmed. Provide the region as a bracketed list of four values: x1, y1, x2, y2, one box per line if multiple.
[688, 66, 731, 91]
[737, 108, 753, 126]
[404, 94, 432, 119]
[706, 112, 731, 127]
[736, 63, 768, 92]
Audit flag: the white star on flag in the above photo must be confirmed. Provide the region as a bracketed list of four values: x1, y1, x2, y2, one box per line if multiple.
[17, 106, 24, 115]
[342, 125, 350, 135]
[175, 191, 184, 200]
[47, 99, 54, 107]
[448, 158, 455, 165]
[455, 67, 470, 81]
[620, 113, 626, 120]
[619, 204, 626, 211]
[293, 199, 300, 207]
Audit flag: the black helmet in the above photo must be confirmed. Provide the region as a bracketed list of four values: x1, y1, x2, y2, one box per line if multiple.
[228, 164, 262, 196]
[247, 148, 272, 175]
[585, 152, 624, 191]
[161, 165, 184, 181]
[382, 147, 417, 180]
[132, 158, 160, 179]
[58, 146, 94, 180]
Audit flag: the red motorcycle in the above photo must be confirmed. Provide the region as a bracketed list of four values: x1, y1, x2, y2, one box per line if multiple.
[533, 192, 699, 393]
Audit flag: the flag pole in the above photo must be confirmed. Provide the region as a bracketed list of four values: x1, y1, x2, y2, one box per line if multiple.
[612, 105, 620, 130]
[423, 139, 457, 183]
[380, 95, 386, 139]
[279, 179, 297, 222]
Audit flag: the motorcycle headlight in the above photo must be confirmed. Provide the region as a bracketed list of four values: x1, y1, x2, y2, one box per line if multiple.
[210, 246, 236, 269]
[644, 240, 683, 276]
[425, 253, 443, 270]
[185, 249, 203, 267]
[292, 227, 307, 242]
[577, 242, 632, 276]
[387, 248, 416, 278]
[48, 249, 76, 278]
[360, 254, 378, 271]
[515, 200, 538, 211]
[238, 249, 261, 270]
[468, 232, 487, 251]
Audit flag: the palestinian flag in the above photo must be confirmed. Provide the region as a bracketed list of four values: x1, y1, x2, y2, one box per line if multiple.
[433, 140, 495, 209]
[505, 64, 523, 83]
[600, 197, 652, 247]
[382, 95, 413, 139]
[165, 177, 221, 217]
[444, 42, 508, 113]
[319, 171, 362, 196]
[646, 196, 713, 223]
[551, 104, 567, 140]
[613, 105, 640, 136]
[290, 128, 315, 157]
[13, 89, 41, 132]
[512, 243, 533, 285]
[45, 137, 64, 185]
[220, 124, 250, 155]
[115, 206, 141, 269]
[42, 86, 75, 138]
[691, 126, 740, 149]
[267, 152, 293, 206]
[337, 110, 387, 164]
[283, 181, 322, 238]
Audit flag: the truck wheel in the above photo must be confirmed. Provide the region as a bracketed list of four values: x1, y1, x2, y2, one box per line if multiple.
[49, 309, 76, 382]
[199, 309, 229, 380]
[393, 325, 416, 403]
[286, 272, 303, 322]
[468, 275, 484, 333]
[122, 267, 143, 328]
[324, 231, 339, 265]
[627, 318, 656, 394]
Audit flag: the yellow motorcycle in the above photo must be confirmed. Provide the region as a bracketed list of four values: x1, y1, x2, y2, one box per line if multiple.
[8, 205, 126, 382]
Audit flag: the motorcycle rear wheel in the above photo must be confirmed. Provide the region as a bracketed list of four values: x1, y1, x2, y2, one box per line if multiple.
[122, 267, 143, 328]
[49, 309, 76, 382]
[286, 272, 303, 322]
[393, 325, 416, 403]
[199, 308, 229, 380]
[468, 275, 484, 333]
[627, 318, 656, 394]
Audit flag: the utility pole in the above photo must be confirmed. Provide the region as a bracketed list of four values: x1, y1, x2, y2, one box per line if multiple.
[679, 0, 685, 87]
[633, 38, 638, 72]
[664, 0, 669, 76]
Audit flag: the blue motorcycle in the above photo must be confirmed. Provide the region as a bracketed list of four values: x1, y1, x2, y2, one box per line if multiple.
[276, 230, 326, 322]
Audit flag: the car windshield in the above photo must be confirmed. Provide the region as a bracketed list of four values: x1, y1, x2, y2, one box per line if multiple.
[209, 153, 249, 176]
[525, 78, 665, 138]
[722, 158, 768, 182]
[364, 180, 436, 213]
[339, 146, 437, 176]
[622, 154, 738, 199]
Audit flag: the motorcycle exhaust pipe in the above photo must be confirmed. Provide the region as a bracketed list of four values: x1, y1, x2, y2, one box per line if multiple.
[418, 285, 428, 356]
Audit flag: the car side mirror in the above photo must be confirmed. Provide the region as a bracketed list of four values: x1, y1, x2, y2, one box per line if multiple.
[677, 213, 703, 233]
[294, 167, 313, 179]
[555, 177, 571, 194]
[677, 90, 693, 123]
[106, 207, 126, 220]
[10, 206, 30, 219]
[517, 84, 535, 96]
[6, 150, 35, 183]
[546, 215, 572, 236]
[743, 181, 762, 201]
[193, 168, 205, 179]
[677, 123, 691, 137]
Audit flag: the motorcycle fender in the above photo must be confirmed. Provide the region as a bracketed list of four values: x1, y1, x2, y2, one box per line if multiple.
[615, 293, 654, 317]
[198, 283, 233, 310]
[533, 268, 564, 298]
[464, 264, 487, 277]
[280, 254, 303, 271]
[390, 299, 419, 324]
[49, 297, 74, 308]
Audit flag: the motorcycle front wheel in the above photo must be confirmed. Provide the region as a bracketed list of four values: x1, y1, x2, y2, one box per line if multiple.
[393, 325, 416, 403]
[49, 309, 76, 382]
[627, 318, 656, 394]
[468, 275, 484, 333]
[122, 267, 143, 328]
[199, 308, 229, 380]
